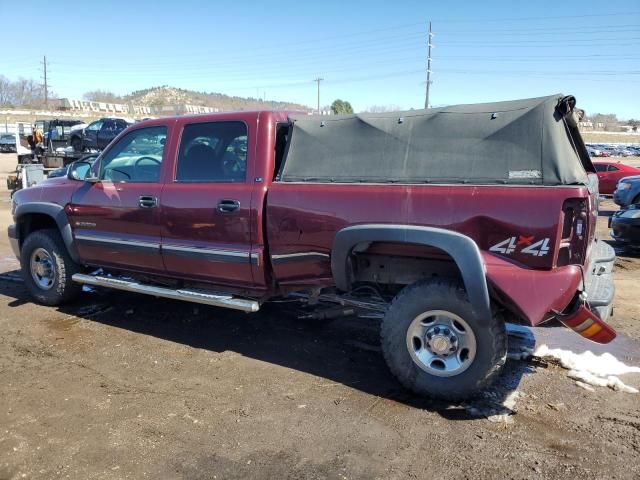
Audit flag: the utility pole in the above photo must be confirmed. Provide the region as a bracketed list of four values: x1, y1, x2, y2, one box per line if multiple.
[42, 55, 49, 108]
[314, 77, 323, 114]
[425, 21, 433, 109]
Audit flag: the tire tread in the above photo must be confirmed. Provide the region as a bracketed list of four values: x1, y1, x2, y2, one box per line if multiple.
[380, 278, 507, 401]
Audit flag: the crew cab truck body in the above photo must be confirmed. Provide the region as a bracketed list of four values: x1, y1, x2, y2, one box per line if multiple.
[8, 95, 616, 400]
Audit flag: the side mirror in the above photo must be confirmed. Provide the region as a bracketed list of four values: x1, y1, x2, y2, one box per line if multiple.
[68, 161, 98, 182]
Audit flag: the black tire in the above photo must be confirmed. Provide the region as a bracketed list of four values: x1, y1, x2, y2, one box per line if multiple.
[20, 229, 83, 306]
[380, 279, 507, 401]
[71, 136, 82, 153]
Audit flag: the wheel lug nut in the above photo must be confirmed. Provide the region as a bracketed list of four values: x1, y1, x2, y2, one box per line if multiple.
[434, 327, 440, 334]
[443, 329, 450, 335]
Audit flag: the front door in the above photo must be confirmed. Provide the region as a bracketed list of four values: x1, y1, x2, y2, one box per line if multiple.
[159, 120, 254, 287]
[83, 120, 103, 150]
[68, 124, 169, 273]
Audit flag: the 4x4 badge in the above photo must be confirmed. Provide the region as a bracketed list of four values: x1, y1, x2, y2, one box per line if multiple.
[490, 236, 550, 256]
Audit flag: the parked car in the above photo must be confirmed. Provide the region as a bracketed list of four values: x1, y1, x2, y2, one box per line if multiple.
[586, 146, 601, 157]
[613, 175, 640, 207]
[610, 203, 640, 249]
[593, 161, 640, 194]
[8, 94, 616, 401]
[0, 133, 16, 153]
[69, 118, 132, 152]
[46, 154, 99, 179]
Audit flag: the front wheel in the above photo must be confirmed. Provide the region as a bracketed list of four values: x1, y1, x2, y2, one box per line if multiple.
[71, 136, 83, 153]
[380, 279, 507, 401]
[21, 229, 83, 305]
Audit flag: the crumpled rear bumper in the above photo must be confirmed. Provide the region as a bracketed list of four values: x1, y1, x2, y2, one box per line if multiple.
[555, 240, 617, 344]
[582, 239, 615, 322]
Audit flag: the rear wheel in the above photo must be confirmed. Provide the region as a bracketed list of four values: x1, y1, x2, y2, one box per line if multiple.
[21, 229, 82, 305]
[380, 279, 507, 401]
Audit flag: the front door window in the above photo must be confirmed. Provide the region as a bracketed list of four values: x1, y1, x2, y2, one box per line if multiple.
[100, 126, 167, 183]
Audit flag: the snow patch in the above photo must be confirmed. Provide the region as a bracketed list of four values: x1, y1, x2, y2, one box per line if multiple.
[531, 345, 640, 393]
[465, 390, 524, 423]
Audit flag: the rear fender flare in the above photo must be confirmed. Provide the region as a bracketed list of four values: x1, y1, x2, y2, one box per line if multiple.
[15, 202, 81, 263]
[331, 224, 491, 324]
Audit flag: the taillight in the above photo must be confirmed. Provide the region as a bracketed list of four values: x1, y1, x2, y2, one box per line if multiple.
[557, 199, 588, 266]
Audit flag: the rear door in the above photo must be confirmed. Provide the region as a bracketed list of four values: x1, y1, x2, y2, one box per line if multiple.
[97, 119, 116, 149]
[83, 120, 103, 149]
[68, 123, 170, 273]
[159, 119, 255, 287]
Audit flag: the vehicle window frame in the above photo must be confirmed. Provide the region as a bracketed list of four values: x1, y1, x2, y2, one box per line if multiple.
[101, 119, 115, 131]
[98, 125, 168, 184]
[86, 120, 103, 132]
[174, 120, 249, 184]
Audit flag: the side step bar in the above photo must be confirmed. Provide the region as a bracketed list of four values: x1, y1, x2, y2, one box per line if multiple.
[72, 273, 260, 313]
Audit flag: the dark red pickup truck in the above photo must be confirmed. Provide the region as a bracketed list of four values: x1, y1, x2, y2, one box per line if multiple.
[8, 94, 616, 400]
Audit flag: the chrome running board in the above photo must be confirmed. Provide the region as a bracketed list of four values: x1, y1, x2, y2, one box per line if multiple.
[72, 273, 260, 313]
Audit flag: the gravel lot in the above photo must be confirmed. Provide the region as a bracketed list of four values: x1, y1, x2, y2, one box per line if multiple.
[0, 153, 639, 480]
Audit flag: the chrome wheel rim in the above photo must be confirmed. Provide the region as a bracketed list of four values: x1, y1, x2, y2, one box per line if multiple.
[30, 248, 55, 290]
[406, 310, 477, 377]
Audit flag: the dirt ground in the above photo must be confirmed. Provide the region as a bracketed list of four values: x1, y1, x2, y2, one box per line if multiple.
[0, 153, 639, 480]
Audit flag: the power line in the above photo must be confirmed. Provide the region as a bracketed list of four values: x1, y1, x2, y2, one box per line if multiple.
[433, 11, 640, 23]
[438, 25, 640, 35]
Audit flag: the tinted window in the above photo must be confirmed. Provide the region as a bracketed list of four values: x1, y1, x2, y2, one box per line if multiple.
[100, 126, 167, 183]
[608, 165, 620, 172]
[594, 164, 607, 172]
[176, 121, 247, 182]
[87, 121, 103, 131]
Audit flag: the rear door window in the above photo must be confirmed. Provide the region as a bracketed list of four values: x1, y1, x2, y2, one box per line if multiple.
[175, 121, 247, 183]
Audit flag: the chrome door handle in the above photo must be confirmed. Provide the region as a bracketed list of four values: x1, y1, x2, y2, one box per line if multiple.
[139, 195, 157, 208]
[217, 199, 240, 213]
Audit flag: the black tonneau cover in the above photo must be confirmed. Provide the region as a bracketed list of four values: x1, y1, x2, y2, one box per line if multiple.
[281, 94, 592, 186]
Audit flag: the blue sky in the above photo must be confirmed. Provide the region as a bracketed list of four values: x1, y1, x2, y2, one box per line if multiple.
[0, 0, 638, 118]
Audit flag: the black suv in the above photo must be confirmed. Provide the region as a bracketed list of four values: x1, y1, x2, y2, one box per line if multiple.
[69, 118, 132, 152]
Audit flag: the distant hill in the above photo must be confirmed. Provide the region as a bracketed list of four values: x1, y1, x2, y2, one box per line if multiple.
[123, 86, 311, 112]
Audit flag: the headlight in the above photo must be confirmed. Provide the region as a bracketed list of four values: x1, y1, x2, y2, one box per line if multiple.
[10, 198, 17, 217]
[617, 182, 632, 191]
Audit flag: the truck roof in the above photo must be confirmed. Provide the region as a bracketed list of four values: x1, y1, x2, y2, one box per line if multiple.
[139, 110, 305, 126]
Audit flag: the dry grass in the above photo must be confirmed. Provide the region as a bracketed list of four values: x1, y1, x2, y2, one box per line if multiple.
[582, 132, 640, 144]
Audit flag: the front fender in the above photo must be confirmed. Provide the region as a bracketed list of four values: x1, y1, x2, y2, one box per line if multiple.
[14, 202, 81, 263]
